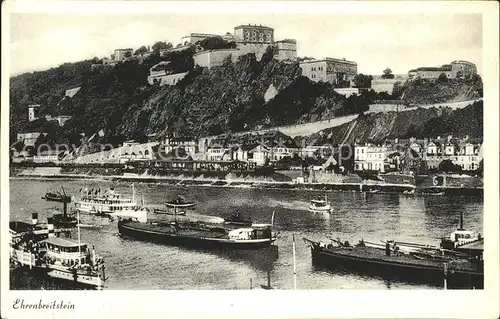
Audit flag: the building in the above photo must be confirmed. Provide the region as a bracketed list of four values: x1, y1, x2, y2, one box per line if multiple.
[163, 137, 197, 157]
[28, 104, 40, 122]
[408, 60, 477, 80]
[234, 24, 274, 43]
[33, 150, 65, 164]
[423, 136, 482, 171]
[181, 33, 222, 46]
[370, 78, 404, 94]
[147, 61, 188, 86]
[273, 39, 297, 61]
[354, 143, 387, 172]
[17, 132, 42, 146]
[193, 49, 239, 69]
[299, 58, 357, 86]
[54, 116, 72, 126]
[65, 87, 81, 98]
[114, 48, 134, 62]
[334, 88, 359, 97]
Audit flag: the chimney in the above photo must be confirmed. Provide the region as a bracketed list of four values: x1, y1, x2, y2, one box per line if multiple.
[47, 217, 55, 237]
[31, 213, 38, 225]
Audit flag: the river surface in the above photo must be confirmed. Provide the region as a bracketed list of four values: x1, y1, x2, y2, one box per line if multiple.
[9, 178, 483, 290]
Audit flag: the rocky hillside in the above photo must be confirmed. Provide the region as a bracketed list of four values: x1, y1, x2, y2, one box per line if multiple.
[10, 49, 483, 149]
[9, 50, 371, 147]
[400, 76, 483, 105]
[303, 100, 483, 146]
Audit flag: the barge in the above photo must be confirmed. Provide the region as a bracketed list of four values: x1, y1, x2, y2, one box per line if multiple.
[304, 238, 483, 289]
[118, 213, 277, 250]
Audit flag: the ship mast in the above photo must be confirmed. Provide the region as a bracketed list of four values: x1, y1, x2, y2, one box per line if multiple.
[77, 209, 81, 265]
[292, 234, 297, 290]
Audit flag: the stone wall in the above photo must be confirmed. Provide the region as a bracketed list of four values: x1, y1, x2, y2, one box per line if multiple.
[235, 42, 270, 61]
[147, 72, 188, 86]
[193, 49, 239, 69]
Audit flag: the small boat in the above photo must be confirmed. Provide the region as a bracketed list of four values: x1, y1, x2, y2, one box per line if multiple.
[41, 187, 72, 203]
[440, 212, 482, 250]
[368, 189, 381, 194]
[154, 195, 196, 215]
[164, 195, 197, 209]
[52, 209, 79, 228]
[224, 211, 253, 227]
[309, 195, 332, 213]
[9, 213, 108, 289]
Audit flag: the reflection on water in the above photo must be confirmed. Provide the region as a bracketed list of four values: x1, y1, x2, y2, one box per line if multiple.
[9, 179, 483, 290]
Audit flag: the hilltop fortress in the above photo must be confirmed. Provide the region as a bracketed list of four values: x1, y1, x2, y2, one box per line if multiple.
[147, 23, 361, 89]
[148, 24, 299, 86]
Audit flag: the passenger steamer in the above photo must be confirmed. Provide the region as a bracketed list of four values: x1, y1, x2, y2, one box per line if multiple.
[9, 213, 108, 289]
[74, 185, 147, 222]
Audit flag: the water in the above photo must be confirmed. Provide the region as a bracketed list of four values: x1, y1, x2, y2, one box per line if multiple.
[9, 178, 483, 290]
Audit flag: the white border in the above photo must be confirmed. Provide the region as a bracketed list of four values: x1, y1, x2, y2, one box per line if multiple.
[1, 1, 499, 318]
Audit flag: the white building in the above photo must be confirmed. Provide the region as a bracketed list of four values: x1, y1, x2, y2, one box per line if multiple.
[354, 143, 387, 172]
[33, 151, 63, 163]
[28, 104, 40, 122]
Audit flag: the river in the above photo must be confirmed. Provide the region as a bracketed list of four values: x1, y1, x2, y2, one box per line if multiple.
[9, 178, 483, 290]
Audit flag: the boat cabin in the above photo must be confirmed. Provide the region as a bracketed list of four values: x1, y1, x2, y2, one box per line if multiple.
[40, 237, 89, 266]
[449, 230, 480, 245]
[228, 226, 272, 240]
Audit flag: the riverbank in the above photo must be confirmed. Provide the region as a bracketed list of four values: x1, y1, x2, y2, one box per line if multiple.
[10, 167, 482, 196]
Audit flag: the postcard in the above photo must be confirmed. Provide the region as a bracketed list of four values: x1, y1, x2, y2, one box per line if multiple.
[1, 1, 499, 318]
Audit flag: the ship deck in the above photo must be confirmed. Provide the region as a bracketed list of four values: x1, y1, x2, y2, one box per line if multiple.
[319, 246, 480, 272]
[121, 222, 228, 239]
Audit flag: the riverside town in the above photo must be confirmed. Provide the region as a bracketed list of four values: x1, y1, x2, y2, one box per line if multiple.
[9, 19, 485, 291]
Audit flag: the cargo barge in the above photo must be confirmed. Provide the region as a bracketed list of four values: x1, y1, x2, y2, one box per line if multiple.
[304, 238, 483, 289]
[118, 213, 277, 250]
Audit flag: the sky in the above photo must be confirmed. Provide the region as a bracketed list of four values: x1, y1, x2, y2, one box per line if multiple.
[9, 13, 482, 76]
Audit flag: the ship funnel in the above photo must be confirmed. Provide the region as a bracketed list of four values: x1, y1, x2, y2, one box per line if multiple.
[47, 217, 55, 237]
[31, 213, 38, 225]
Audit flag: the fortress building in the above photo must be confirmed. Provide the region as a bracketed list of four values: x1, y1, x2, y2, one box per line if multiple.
[299, 58, 357, 86]
[408, 60, 477, 80]
[234, 24, 274, 43]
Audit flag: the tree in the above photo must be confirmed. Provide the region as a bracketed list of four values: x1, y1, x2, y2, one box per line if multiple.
[152, 41, 172, 53]
[438, 159, 462, 173]
[124, 51, 132, 58]
[353, 74, 373, 88]
[134, 46, 148, 56]
[381, 67, 395, 79]
[198, 37, 235, 51]
[438, 73, 448, 82]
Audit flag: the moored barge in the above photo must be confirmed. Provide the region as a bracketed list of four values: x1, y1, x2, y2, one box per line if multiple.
[118, 215, 277, 250]
[304, 238, 483, 289]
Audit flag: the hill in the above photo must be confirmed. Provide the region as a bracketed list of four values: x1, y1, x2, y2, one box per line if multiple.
[9, 48, 484, 150]
[400, 76, 483, 105]
[302, 100, 483, 146]
[9, 50, 374, 147]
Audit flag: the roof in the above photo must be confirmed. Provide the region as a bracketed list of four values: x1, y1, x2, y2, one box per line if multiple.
[42, 237, 85, 248]
[457, 239, 483, 251]
[416, 66, 451, 72]
[299, 57, 357, 66]
[234, 24, 273, 30]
